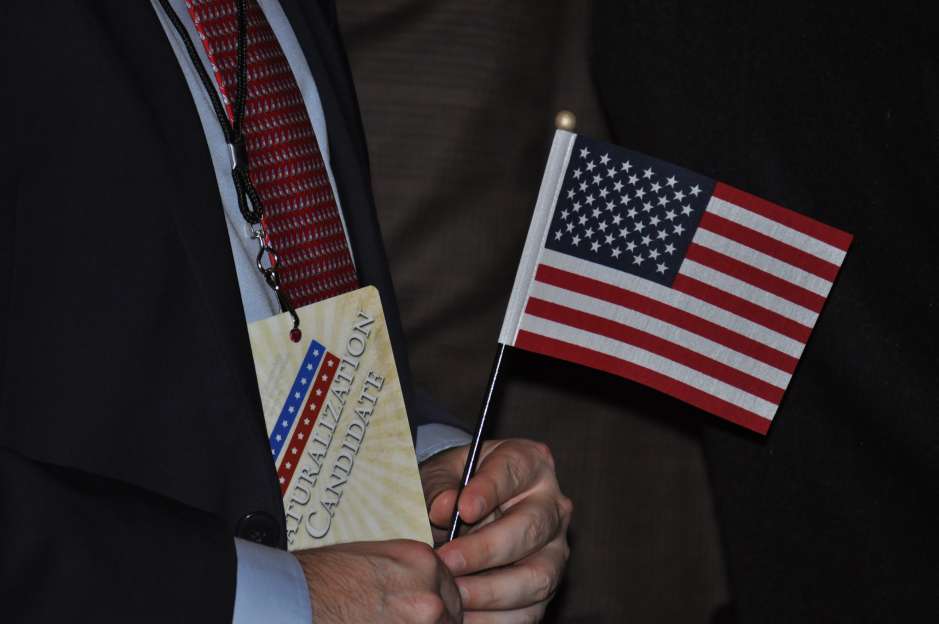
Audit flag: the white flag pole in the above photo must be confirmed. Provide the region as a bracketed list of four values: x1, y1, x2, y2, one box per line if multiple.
[446, 111, 578, 542]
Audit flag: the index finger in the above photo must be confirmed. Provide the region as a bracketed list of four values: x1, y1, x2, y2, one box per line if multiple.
[457, 440, 555, 524]
[438, 490, 564, 576]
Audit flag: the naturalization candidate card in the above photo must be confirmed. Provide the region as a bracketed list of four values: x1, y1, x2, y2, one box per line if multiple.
[247, 286, 432, 551]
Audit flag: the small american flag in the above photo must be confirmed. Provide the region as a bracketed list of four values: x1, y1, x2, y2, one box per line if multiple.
[499, 132, 852, 434]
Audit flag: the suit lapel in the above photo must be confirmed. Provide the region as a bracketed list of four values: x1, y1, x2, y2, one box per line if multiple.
[115, 0, 379, 421]
[121, 0, 424, 433]
[102, 2, 264, 414]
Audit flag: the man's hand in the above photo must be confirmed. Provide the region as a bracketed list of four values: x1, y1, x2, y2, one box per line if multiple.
[421, 439, 573, 622]
[295, 540, 462, 623]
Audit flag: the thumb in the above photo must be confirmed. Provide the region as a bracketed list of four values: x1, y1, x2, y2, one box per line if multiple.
[420, 446, 469, 528]
[428, 487, 459, 528]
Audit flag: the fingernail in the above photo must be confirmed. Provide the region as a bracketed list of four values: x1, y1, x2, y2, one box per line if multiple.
[440, 548, 466, 574]
[457, 583, 469, 603]
[463, 496, 484, 520]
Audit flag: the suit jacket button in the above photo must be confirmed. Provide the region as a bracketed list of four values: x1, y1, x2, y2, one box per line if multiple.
[236, 511, 281, 547]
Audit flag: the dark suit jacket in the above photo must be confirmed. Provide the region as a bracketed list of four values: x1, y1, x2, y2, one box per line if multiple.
[0, 1, 424, 621]
[593, 2, 939, 622]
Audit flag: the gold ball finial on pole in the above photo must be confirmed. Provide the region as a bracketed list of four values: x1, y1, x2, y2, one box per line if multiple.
[554, 109, 577, 131]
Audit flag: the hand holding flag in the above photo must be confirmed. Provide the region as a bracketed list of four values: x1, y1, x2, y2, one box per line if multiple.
[442, 126, 848, 620]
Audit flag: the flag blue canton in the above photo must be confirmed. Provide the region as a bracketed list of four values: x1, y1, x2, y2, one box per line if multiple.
[545, 136, 715, 286]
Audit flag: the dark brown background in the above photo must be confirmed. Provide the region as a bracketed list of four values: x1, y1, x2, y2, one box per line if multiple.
[337, 2, 728, 621]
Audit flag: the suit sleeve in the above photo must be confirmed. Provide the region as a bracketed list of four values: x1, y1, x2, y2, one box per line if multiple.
[0, 446, 237, 623]
[0, 3, 305, 621]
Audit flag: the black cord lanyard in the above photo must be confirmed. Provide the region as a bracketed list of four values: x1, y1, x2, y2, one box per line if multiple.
[158, 0, 302, 339]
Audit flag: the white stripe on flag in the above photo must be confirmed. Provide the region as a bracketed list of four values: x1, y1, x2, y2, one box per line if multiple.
[707, 196, 847, 265]
[540, 249, 807, 358]
[678, 259, 819, 327]
[529, 281, 792, 388]
[692, 228, 834, 298]
[519, 314, 778, 420]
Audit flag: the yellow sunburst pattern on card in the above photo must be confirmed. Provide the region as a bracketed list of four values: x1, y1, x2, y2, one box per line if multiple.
[247, 286, 432, 551]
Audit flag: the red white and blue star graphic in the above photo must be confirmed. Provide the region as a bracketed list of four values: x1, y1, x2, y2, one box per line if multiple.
[268, 339, 340, 495]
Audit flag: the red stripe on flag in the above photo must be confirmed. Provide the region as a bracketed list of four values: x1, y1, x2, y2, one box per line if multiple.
[697, 211, 840, 281]
[535, 264, 799, 373]
[712, 183, 853, 250]
[684, 243, 826, 312]
[277, 351, 340, 496]
[515, 330, 772, 435]
[672, 274, 812, 343]
[525, 298, 785, 404]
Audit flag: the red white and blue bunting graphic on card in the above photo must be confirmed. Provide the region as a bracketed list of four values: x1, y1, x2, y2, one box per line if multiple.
[268, 340, 340, 494]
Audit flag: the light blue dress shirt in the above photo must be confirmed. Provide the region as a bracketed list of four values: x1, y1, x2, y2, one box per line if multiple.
[153, 1, 470, 621]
